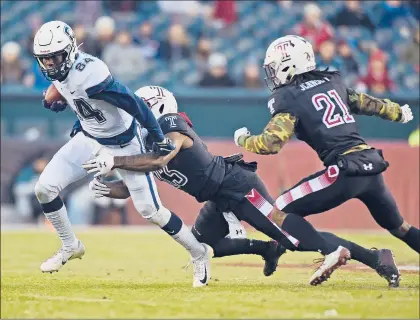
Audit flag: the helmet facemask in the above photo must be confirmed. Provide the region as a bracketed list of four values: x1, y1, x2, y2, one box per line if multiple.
[263, 61, 296, 91]
[34, 43, 74, 81]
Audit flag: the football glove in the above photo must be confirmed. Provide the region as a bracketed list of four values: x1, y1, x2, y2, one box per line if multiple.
[82, 150, 115, 178]
[234, 127, 251, 147]
[152, 137, 176, 156]
[400, 104, 413, 124]
[89, 177, 111, 199]
[42, 99, 68, 113]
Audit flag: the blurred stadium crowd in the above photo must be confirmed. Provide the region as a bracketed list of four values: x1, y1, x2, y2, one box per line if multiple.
[1, 0, 419, 94]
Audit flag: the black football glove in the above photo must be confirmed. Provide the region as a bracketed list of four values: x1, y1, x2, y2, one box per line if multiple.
[152, 137, 176, 156]
[42, 99, 68, 113]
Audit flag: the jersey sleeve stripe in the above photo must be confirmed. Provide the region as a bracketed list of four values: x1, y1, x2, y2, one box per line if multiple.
[87, 76, 165, 142]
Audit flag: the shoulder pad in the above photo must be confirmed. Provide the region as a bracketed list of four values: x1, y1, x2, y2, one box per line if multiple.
[74, 54, 110, 91]
[267, 90, 292, 118]
[158, 114, 189, 135]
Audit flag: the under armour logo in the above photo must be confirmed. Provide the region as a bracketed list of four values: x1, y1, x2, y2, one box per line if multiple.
[236, 229, 243, 235]
[98, 162, 106, 168]
[363, 163, 373, 171]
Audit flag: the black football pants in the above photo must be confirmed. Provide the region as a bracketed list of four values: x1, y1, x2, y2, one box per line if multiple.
[277, 165, 404, 231]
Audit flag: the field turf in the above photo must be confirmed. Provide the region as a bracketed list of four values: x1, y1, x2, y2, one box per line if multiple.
[1, 228, 419, 318]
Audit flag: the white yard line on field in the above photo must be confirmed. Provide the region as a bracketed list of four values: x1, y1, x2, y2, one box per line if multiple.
[22, 293, 114, 303]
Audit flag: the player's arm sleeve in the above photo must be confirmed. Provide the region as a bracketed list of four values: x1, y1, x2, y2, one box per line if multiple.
[84, 71, 165, 142]
[114, 132, 186, 172]
[347, 88, 402, 122]
[239, 113, 296, 155]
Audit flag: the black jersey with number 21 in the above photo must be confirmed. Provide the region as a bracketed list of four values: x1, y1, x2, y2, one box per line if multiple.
[268, 73, 366, 165]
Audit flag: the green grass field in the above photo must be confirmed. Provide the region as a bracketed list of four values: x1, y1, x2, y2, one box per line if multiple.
[1, 228, 419, 319]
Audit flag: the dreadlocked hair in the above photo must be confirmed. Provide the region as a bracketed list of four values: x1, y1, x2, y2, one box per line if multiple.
[289, 68, 340, 87]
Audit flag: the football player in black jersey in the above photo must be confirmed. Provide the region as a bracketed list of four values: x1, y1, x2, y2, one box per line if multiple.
[234, 35, 418, 285]
[83, 86, 400, 287]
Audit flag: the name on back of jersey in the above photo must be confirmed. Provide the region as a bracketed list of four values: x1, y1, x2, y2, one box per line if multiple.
[299, 77, 330, 92]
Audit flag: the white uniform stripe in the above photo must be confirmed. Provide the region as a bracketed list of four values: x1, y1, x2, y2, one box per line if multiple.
[276, 166, 339, 210]
[308, 177, 323, 192]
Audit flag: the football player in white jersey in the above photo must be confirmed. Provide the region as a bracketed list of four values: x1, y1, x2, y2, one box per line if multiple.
[32, 21, 210, 287]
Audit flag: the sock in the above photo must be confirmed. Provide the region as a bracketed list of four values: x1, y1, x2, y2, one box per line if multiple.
[320, 232, 379, 269]
[280, 214, 333, 254]
[402, 227, 420, 253]
[41, 196, 77, 249]
[162, 212, 205, 259]
[212, 238, 270, 258]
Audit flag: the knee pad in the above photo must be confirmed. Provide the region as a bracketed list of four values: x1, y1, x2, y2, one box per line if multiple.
[145, 206, 171, 228]
[34, 180, 59, 204]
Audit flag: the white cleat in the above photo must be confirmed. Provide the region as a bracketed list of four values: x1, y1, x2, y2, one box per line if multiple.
[309, 246, 351, 286]
[192, 244, 210, 288]
[40, 240, 85, 273]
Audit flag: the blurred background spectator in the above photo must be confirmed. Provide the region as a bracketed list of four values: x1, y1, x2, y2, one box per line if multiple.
[357, 53, 395, 95]
[103, 30, 146, 82]
[75, 0, 103, 26]
[294, 3, 334, 53]
[158, 23, 192, 62]
[73, 23, 97, 56]
[1, 42, 26, 85]
[241, 59, 264, 89]
[317, 40, 342, 72]
[212, 0, 237, 29]
[374, 0, 416, 28]
[134, 22, 160, 59]
[401, 28, 420, 72]
[194, 37, 213, 76]
[199, 52, 235, 87]
[330, 1, 375, 32]
[337, 39, 359, 86]
[92, 16, 116, 58]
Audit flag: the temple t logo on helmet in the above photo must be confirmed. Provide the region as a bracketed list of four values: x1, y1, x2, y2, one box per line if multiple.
[134, 86, 178, 120]
[33, 21, 78, 81]
[263, 35, 316, 91]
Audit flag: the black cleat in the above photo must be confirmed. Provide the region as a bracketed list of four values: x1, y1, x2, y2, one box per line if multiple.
[262, 241, 286, 276]
[373, 248, 401, 288]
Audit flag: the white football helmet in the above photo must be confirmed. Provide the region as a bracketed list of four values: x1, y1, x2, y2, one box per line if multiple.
[263, 35, 316, 90]
[33, 21, 78, 81]
[135, 86, 178, 120]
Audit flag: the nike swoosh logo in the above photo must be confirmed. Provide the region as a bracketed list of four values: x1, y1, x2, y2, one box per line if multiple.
[70, 91, 75, 94]
[193, 225, 201, 236]
[200, 267, 207, 284]
[168, 230, 175, 234]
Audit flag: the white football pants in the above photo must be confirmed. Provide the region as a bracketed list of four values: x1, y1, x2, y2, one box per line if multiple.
[36, 128, 162, 219]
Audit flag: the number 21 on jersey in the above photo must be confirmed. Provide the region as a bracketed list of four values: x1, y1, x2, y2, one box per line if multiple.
[312, 89, 355, 129]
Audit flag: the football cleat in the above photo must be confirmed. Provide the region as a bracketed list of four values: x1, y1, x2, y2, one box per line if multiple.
[372, 248, 401, 288]
[262, 241, 286, 276]
[191, 244, 210, 288]
[309, 246, 351, 286]
[40, 240, 85, 273]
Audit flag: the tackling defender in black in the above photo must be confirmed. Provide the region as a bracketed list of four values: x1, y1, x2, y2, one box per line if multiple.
[234, 35, 418, 285]
[84, 86, 399, 287]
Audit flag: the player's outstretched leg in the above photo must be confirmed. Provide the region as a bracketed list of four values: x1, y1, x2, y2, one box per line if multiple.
[149, 207, 210, 288]
[33, 134, 93, 273]
[358, 176, 420, 254]
[192, 202, 286, 277]
[211, 238, 286, 276]
[320, 232, 400, 287]
[35, 182, 85, 273]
